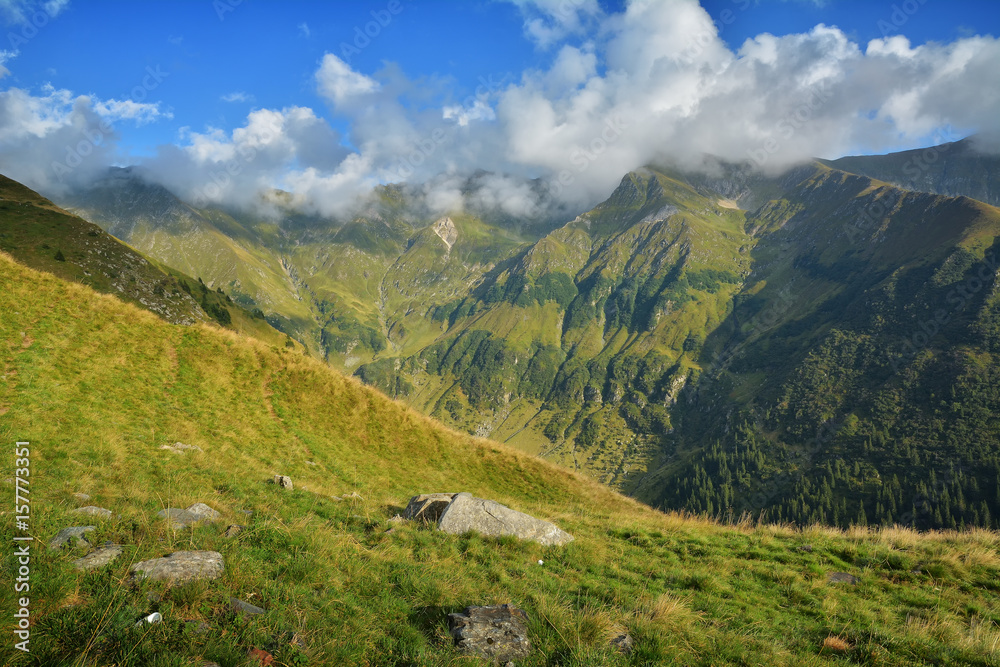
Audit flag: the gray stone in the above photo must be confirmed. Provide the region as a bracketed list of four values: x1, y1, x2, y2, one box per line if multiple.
[403, 493, 457, 522]
[611, 633, 634, 654]
[130, 550, 224, 583]
[73, 506, 112, 520]
[274, 475, 293, 490]
[798, 544, 813, 553]
[185, 619, 212, 635]
[231, 597, 265, 615]
[157, 508, 202, 528]
[73, 544, 123, 571]
[72, 492, 91, 502]
[186, 503, 221, 522]
[437, 493, 574, 547]
[50, 526, 96, 549]
[448, 604, 531, 661]
[827, 572, 859, 585]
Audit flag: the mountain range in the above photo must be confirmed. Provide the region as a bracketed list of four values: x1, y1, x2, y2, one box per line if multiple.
[27, 136, 1000, 531]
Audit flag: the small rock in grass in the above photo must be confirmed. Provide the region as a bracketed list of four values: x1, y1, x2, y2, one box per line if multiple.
[186, 503, 221, 522]
[73, 506, 112, 520]
[50, 526, 96, 549]
[448, 604, 531, 661]
[231, 597, 265, 616]
[611, 632, 634, 655]
[130, 551, 224, 584]
[827, 572, 859, 585]
[273, 475, 293, 490]
[797, 544, 813, 552]
[73, 544, 123, 571]
[157, 508, 201, 528]
[72, 492, 91, 503]
[223, 525, 244, 538]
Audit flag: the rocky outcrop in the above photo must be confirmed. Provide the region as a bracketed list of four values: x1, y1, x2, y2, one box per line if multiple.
[402, 493, 457, 522]
[437, 493, 574, 547]
[432, 217, 458, 251]
[448, 604, 531, 662]
[131, 550, 224, 583]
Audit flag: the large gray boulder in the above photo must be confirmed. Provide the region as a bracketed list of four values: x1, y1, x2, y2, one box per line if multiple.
[437, 493, 574, 547]
[403, 493, 457, 522]
[448, 604, 531, 661]
[131, 550, 224, 583]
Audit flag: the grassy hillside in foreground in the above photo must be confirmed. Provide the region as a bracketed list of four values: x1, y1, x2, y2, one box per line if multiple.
[2, 251, 1000, 666]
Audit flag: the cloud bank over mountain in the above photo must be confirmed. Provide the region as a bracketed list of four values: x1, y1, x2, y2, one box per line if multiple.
[2, 0, 999, 218]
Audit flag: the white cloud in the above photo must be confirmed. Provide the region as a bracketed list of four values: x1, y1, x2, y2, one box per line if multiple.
[92, 98, 172, 125]
[316, 53, 379, 107]
[504, 0, 603, 49]
[0, 86, 120, 194]
[6, 0, 1000, 222]
[0, 0, 68, 23]
[142, 106, 351, 211]
[443, 99, 496, 127]
[221, 91, 254, 103]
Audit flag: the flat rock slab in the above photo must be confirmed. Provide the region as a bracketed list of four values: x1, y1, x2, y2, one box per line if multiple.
[50, 526, 96, 549]
[131, 550, 224, 583]
[437, 493, 574, 547]
[158, 504, 220, 528]
[828, 572, 859, 585]
[73, 544, 123, 571]
[186, 503, 221, 521]
[73, 506, 112, 519]
[448, 604, 531, 661]
[403, 493, 457, 522]
[157, 508, 201, 528]
[231, 597, 265, 615]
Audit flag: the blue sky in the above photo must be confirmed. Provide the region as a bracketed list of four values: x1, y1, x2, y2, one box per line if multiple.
[2, 0, 999, 215]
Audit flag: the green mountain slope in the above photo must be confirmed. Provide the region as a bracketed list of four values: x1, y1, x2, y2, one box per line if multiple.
[826, 137, 1000, 207]
[50, 141, 1000, 531]
[639, 163, 1000, 530]
[2, 250, 1000, 666]
[0, 173, 291, 348]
